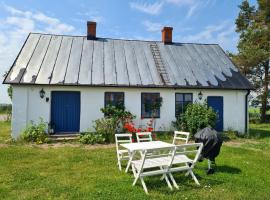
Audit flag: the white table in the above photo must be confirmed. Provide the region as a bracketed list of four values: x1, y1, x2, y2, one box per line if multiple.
[121, 141, 175, 172]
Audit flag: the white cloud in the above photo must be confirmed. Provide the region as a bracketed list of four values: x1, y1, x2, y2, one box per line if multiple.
[76, 11, 104, 23]
[180, 20, 237, 51]
[142, 20, 162, 32]
[129, 1, 163, 15]
[166, 0, 216, 19]
[0, 4, 76, 103]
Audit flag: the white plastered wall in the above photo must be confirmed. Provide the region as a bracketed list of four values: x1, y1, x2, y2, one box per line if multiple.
[11, 85, 248, 138]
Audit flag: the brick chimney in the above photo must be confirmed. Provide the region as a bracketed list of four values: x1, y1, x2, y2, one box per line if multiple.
[161, 27, 173, 44]
[87, 21, 96, 39]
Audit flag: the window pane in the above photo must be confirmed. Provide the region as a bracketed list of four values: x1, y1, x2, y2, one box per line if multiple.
[175, 93, 193, 117]
[176, 94, 183, 101]
[184, 94, 192, 102]
[105, 92, 124, 107]
[142, 93, 160, 118]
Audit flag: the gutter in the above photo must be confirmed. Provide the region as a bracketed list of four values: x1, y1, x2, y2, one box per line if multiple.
[245, 90, 251, 134]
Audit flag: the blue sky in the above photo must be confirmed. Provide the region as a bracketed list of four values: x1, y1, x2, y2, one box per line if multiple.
[0, 0, 257, 103]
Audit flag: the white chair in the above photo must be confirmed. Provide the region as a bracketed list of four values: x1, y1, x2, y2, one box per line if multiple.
[168, 143, 203, 187]
[173, 131, 190, 144]
[136, 132, 152, 143]
[115, 133, 132, 171]
[131, 146, 176, 194]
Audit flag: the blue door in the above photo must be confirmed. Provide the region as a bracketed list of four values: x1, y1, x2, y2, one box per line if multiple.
[51, 91, 80, 133]
[207, 96, 223, 132]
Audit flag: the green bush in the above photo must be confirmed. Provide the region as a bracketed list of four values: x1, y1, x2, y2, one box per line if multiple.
[93, 118, 115, 143]
[21, 119, 48, 144]
[79, 132, 105, 144]
[173, 103, 217, 135]
[101, 105, 135, 132]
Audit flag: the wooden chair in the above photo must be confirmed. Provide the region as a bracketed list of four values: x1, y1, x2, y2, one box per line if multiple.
[173, 131, 190, 144]
[136, 132, 152, 143]
[131, 146, 176, 194]
[115, 133, 132, 171]
[168, 143, 203, 187]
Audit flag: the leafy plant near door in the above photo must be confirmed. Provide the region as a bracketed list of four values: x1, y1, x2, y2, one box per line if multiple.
[173, 102, 217, 135]
[20, 118, 49, 144]
[83, 105, 135, 144]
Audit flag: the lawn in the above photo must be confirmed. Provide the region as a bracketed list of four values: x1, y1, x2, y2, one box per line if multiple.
[0, 122, 270, 199]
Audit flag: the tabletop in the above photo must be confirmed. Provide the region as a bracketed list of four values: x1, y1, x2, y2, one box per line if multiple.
[121, 141, 175, 151]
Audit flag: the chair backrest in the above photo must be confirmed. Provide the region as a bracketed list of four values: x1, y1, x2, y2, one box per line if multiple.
[136, 132, 153, 143]
[174, 143, 203, 167]
[115, 133, 132, 152]
[137, 146, 176, 174]
[173, 131, 190, 144]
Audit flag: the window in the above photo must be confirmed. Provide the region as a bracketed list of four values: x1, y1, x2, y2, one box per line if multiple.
[104, 92, 124, 108]
[175, 93, 193, 117]
[141, 93, 161, 118]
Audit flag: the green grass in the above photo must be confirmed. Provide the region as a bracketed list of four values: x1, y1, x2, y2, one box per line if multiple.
[0, 122, 270, 199]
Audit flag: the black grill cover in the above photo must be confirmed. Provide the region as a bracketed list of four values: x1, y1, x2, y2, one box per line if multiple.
[194, 127, 223, 161]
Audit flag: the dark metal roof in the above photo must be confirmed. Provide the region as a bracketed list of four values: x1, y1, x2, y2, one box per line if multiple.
[3, 33, 252, 89]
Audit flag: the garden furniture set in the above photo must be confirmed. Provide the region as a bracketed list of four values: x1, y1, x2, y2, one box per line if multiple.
[115, 132, 203, 194]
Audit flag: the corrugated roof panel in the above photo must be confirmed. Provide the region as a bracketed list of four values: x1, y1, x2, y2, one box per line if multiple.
[169, 44, 199, 85]
[124, 41, 142, 85]
[64, 37, 84, 84]
[36, 35, 62, 84]
[114, 40, 129, 85]
[159, 44, 188, 85]
[182, 44, 210, 86]
[78, 39, 94, 85]
[50, 36, 73, 84]
[208, 45, 232, 77]
[156, 43, 177, 85]
[92, 39, 104, 85]
[212, 45, 238, 72]
[200, 45, 227, 81]
[193, 44, 224, 82]
[104, 39, 117, 85]
[186, 44, 218, 86]
[3, 33, 252, 90]
[141, 43, 162, 85]
[133, 42, 153, 85]
[22, 35, 51, 83]
[7, 33, 40, 83]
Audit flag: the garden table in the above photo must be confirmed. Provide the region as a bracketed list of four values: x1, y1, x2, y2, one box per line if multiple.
[121, 141, 175, 173]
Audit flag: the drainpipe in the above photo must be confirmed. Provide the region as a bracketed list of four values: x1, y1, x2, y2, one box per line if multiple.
[245, 90, 250, 135]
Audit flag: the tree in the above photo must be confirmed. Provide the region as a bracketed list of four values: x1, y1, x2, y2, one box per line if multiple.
[232, 0, 270, 122]
[3, 71, 12, 101]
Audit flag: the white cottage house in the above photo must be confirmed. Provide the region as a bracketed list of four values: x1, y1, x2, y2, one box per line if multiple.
[3, 22, 252, 138]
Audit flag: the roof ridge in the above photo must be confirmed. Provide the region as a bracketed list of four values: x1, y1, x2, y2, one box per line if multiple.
[29, 32, 220, 46]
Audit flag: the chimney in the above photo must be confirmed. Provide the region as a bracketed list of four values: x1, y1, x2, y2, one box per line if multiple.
[87, 21, 96, 39]
[161, 27, 173, 44]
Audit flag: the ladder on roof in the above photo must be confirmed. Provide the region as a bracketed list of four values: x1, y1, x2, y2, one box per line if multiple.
[150, 43, 171, 85]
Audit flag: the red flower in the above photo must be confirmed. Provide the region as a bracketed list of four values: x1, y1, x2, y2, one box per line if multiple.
[152, 133, 156, 139]
[147, 127, 153, 132]
[137, 128, 142, 132]
[132, 138, 135, 143]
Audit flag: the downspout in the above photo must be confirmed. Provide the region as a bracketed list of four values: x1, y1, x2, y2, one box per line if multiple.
[245, 90, 250, 135]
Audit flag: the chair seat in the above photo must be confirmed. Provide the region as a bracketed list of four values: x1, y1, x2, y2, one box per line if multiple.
[118, 149, 129, 154]
[132, 154, 193, 170]
[172, 154, 193, 164]
[132, 156, 171, 170]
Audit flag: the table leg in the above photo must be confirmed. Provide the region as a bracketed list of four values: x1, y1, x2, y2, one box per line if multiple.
[125, 150, 135, 173]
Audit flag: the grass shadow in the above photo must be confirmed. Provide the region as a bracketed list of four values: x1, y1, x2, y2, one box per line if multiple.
[216, 165, 241, 174]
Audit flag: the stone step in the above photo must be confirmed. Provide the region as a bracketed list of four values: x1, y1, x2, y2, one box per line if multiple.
[49, 133, 80, 142]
